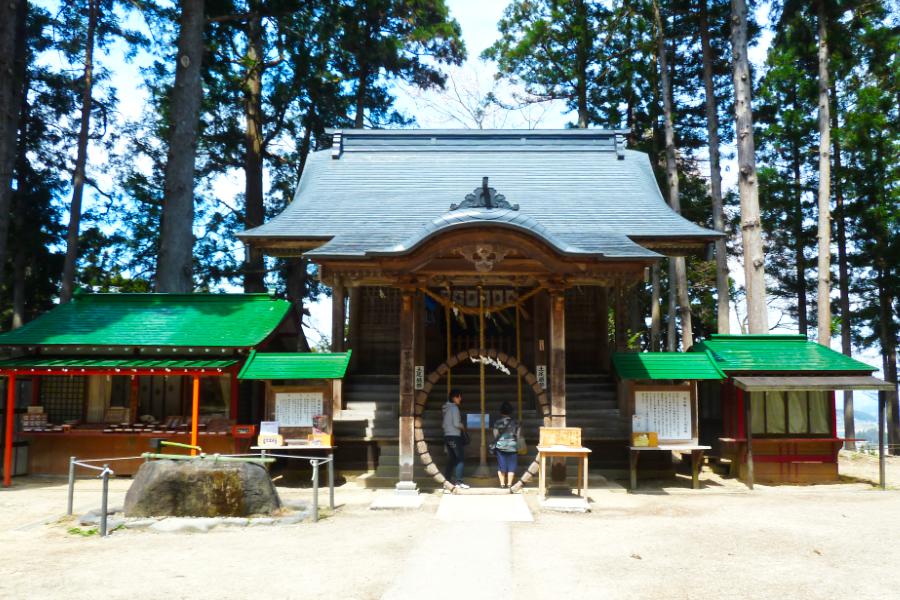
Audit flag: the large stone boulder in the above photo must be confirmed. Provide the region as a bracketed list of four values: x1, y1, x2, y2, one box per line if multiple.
[124, 459, 281, 518]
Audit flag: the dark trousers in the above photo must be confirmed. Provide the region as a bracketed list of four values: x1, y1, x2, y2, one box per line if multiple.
[444, 435, 465, 482]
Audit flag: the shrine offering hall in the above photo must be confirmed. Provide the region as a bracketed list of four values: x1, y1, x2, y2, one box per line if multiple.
[239, 129, 725, 487]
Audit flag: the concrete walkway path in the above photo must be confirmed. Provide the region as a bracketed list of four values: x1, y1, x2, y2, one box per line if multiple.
[380, 495, 530, 599]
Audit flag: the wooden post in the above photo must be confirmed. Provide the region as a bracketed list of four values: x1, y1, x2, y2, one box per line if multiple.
[347, 287, 361, 371]
[190, 375, 200, 456]
[879, 390, 886, 490]
[331, 378, 343, 420]
[533, 291, 548, 397]
[614, 286, 628, 351]
[549, 289, 566, 427]
[331, 283, 346, 352]
[3, 374, 15, 487]
[397, 289, 416, 492]
[598, 287, 610, 371]
[229, 370, 239, 422]
[744, 390, 754, 490]
[129, 376, 140, 424]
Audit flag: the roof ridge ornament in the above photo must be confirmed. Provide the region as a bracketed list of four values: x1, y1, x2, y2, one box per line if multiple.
[450, 177, 519, 211]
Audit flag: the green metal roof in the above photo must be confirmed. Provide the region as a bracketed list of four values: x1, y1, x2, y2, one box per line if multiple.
[693, 334, 876, 373]
[0, 293, 291, 348]
[237, 350, 351, 380]
[0, 357, 238, 371]
[612, 352, 725, 380]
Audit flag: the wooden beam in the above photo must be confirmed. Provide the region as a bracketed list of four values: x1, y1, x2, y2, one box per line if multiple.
[397, 290, 416, 489]
[3, 374, 15, 487]
[190, 375, 200, 456]
[331, 283, 346, 352]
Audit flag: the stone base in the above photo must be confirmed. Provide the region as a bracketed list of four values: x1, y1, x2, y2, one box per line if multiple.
[394, 480, 419, 496]
[370, 490, 424, 510]
[540, 496, 590, 513]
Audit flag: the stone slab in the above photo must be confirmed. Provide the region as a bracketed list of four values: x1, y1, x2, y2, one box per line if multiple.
[436, 494, 533, 522]
[540, 496, 590, 513]
[369, 491, 424, 511]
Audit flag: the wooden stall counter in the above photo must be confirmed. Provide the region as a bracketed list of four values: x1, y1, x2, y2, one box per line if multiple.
[23, 431, 252, 476]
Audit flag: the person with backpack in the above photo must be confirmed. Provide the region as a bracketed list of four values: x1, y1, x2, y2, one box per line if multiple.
[492, 401, 519, 490]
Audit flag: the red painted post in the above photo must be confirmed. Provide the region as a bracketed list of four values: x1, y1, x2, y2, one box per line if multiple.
[190, 375, 200, 456]
[3, 374, 16, 487]
[229, 371, 239, 422]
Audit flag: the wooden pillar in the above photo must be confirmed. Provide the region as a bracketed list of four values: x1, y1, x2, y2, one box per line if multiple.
[331, 378, 343, 420]
[190, 375, 200, 456]
[597, 287, 610, 372]
[3, 374, 15, 487]
[533, 291, 548, 390]
[614, 285, 628, 352]
[879, 390, 886, 490]
[229, 371, 239, 422]
[397, 289, 416, 492]
[744, 389, 754, 490]
[347, 287, 361, 371]
[549, 289, 566, 427]
[331, 283, 346, 353]
[130, 376, 140, 424]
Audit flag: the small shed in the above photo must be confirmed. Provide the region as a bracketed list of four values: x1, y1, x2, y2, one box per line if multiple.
[694, 335, 895, 485]
[237, 350, 352, 443]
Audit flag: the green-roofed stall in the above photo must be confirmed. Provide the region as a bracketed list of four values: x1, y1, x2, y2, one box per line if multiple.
[0, 293, 297, 484]
[688, 334, 892, 487]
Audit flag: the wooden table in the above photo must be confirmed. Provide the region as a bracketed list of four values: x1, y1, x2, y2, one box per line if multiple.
[252, 445, 335, 512]
[629, 444, 710, 491]
[537, 445, 591, 501]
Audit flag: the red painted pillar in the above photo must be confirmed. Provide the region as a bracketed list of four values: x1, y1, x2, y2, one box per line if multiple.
[190, 375, 200, 456]
[3, 374, 16, 487]
[230, 371, 239, 422]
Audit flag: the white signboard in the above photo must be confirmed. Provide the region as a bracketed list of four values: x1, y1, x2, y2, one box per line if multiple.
[415, 366, 425, 390]
[634, 390, 692, 441]
[275, 392, 323, 427]
[536, 365, 547, 390]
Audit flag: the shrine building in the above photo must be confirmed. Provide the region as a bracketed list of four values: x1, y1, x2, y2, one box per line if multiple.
[239, 129, 723, 491]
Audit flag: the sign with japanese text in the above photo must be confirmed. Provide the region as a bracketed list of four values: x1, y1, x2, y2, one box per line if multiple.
[634, 389, 692, 441]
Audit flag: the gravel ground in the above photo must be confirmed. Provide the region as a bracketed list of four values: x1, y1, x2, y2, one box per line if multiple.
[0, 453, 898, 600]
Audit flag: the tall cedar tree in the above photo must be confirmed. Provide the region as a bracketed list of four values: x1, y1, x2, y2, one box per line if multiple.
[157, 0, 206, 292]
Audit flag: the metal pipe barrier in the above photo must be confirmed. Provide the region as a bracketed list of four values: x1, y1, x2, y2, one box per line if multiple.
[223, 452, 335, 523]
[66, 456, 120, 536]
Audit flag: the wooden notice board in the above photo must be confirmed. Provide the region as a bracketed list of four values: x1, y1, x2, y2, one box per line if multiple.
[630, 384, 698, 444]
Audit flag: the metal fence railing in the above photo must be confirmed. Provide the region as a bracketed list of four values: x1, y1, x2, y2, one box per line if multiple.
[66, 450, 334, 531]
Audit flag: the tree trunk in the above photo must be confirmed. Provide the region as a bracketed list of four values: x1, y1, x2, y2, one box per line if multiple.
[791, 134, 808, 336]
[815, 0, 832, 347]
[243, 10, 266, 293]
[11, 247, 25, 329]
[60, 0, 98, 303]
[0, 0, 27, 295]
[832, 83, 854, 449]
[354, 65, 368, 128]
[575, 0, 589, 128]
[878, 268, 899, 455]
[286, 258, 312, 352]
[699, 0, 730, 334]
[156, 0, 205, 293]
[650, 263, 661, 351]
[730, 0, 768, 333]
[652, 0, 693, 349]
[667, 260, 677, 352]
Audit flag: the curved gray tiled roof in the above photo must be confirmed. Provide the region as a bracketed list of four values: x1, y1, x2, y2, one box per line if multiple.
[240, 129, 721, 260]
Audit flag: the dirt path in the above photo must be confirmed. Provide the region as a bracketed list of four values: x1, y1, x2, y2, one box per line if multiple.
[1, 457, 899, 600]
